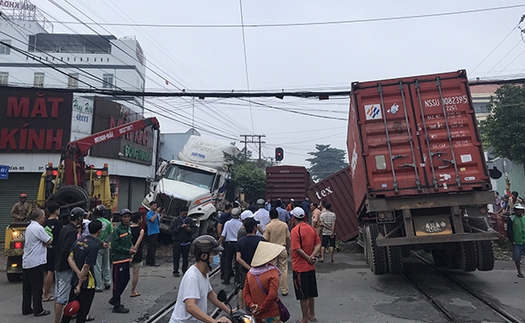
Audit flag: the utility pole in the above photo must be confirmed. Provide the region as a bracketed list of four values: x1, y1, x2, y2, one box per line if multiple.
[240, 134, 266, 160]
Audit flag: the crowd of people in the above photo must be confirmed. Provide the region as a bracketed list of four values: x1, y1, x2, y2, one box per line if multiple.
[15, 193, 338, 323]
[19, 199, 148, 322]
[209, 197, 337, 323]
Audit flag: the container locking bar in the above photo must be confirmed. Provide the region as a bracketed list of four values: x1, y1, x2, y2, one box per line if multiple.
[378, 83, 398, 194]
[436, 77, 461, 188]
[415, 80, 439, 190]
[399, 81, 421, 191]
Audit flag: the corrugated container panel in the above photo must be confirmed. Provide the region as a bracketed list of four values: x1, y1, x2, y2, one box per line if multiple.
[266, 166, 312, 201]
[347, 94, 369, 215]
[349, 70, 490, 206]
[307, 167, 360, 241]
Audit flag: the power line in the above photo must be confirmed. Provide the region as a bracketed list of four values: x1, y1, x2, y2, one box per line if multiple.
[47, 4, 525, 29]
[42, 1, 252, 140]
[0, 84, 352, 98]
[60, 0, 255, 138]
[470, 21, 521, 74]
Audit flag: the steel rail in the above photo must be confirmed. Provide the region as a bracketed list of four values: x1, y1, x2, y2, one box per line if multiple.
[409, 255, 521, 323]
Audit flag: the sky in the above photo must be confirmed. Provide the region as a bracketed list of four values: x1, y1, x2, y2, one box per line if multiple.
[16, 1, 525, 167]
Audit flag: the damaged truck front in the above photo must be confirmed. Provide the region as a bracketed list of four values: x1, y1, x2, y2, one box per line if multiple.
[143, 136, 239, 236]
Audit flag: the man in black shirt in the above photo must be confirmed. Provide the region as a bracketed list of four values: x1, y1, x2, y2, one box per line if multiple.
[62, 220, 102, 323]
[236, 218, 265, 310]
[43, 202, 62, 302]
[53, 207, 85, 323]
[170, 207, 197, 277]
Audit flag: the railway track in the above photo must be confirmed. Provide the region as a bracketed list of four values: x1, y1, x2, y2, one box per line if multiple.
[403, 255, 523, 323]
[137, 266, 236, 323]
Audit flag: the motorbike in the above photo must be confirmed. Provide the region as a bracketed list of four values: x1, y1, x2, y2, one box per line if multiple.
[217, 289, 255, 323]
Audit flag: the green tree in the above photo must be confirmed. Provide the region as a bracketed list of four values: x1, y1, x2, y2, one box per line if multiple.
[306, 144, 348, 181]
[226, 148, 266, 201]
[480, 85, 525, 164]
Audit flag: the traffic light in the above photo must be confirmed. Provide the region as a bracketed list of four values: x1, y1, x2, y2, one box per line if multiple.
[275, 147, 284, 161]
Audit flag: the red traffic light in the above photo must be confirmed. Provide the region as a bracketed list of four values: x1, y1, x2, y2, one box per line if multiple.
[275, 147, 284, 161]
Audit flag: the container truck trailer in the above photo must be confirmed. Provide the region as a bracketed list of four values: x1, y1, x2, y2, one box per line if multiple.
[266, 166, 313, 202]
[316, 70, 498, 274]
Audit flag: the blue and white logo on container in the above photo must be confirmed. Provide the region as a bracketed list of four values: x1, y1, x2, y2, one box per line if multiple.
[365, 104, 382, 120]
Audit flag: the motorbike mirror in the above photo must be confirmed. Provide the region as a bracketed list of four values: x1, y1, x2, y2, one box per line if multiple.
[217, 290, 227, 303]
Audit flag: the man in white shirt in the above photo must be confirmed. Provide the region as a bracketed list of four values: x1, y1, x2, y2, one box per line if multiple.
[22, 209, 52, 317]
[218, 210, 243, 285]
[254, 199, 270, 236]
[169, 235, 231, 323]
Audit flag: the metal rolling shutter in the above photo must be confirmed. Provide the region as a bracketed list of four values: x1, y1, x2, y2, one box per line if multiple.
[130, 177, 147, 212]
[0, 173, 41, 241]
[117, 177, 130, 211]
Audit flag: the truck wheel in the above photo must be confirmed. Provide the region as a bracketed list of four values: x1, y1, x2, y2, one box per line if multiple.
[49, 186, 90, 211]
[362, 227, 370, 265]
[469, 218, 495, 271]
[365, 224, 388, 275]
[387, 245, 403, 274]
[384, 224, 403, 274]
[431, 249, 447, 267]
[459, 241, 477, 272]
[7, 273, 22, 282]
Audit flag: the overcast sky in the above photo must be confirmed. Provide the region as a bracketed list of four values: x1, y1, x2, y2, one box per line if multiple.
[26, 0, 525, 167]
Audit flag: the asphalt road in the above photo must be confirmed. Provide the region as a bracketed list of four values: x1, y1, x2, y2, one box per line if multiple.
[1, 250, 525, 323]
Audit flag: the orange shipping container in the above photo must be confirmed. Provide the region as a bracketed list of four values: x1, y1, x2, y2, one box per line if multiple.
[348, 70, 491, 212]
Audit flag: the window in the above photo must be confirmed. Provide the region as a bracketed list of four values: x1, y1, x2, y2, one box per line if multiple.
[0, 40, 11, 54]
[473, 102, 490, 114]
[68, 73, 79, 88]
[102, 73, 113, 88]
[0, 72, 8, 85]
[34, 72, 44, 87]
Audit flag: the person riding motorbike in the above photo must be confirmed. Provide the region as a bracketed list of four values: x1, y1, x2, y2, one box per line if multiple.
[169, 235, 232, 323]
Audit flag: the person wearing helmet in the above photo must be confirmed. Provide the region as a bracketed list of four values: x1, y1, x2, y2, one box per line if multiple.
[53, 207, 86, 323]
[508, 203, 525, 278]
[11, 193, 29, 222]
[93, 205, 113, 292]
[169, 235, 232, 323]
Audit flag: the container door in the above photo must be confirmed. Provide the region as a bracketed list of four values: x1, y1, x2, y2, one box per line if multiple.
[356, 81, 424, 196]
[410, 73, 489, 193]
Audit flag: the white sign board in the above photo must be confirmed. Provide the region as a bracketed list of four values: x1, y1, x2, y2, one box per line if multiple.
[70, 95, 94, 141]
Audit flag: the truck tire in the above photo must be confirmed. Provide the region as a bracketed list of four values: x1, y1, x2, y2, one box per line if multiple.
[362, 227, 370, 265]
[49, 186, 90, 211]
[365, 224, 388, 275]
[384, 224, 403, 274]
[7, 273, 22, 282]
[459, 241, 477, 272]
[431, 249, 448, 267]
[469, 218, 495, 271]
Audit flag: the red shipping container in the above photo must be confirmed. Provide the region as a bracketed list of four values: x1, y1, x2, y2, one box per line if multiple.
[266, 166, 313, 201]
[307, 167, 359, 241]
[348, 70, 490, 211]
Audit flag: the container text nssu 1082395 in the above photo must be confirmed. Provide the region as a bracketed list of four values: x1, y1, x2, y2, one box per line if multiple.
[346, 70, 497, 274]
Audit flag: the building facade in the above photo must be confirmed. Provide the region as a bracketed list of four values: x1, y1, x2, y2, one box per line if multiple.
[0, 2, 154, 237]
